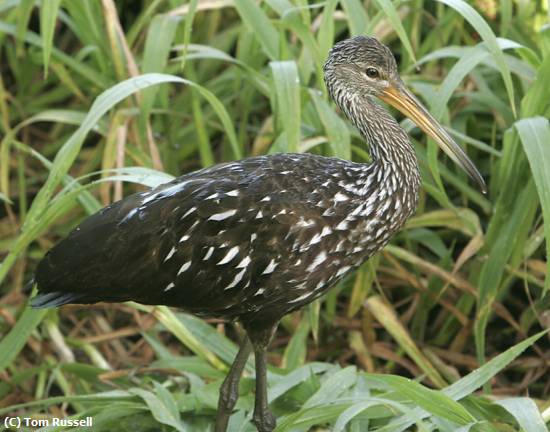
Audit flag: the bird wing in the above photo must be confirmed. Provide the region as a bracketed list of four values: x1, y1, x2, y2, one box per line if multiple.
[32, 154, 358, 319]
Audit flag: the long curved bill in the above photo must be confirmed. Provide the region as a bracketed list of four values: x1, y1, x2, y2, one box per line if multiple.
[380, 83, 487, 194]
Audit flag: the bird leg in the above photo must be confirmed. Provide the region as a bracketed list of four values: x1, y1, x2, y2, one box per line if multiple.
[215, 336, 252, 432]
[246, 322, 278, 432]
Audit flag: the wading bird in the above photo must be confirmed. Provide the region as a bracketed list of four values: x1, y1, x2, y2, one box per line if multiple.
[32, 36, 485, 432]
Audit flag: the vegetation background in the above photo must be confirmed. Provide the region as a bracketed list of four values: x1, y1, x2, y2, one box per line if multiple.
[0, 0, 549, 430]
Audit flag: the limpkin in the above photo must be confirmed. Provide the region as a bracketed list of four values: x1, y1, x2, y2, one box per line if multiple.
[31, 36, 485, 432]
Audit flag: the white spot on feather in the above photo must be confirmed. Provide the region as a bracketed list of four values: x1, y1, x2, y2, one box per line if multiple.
[164, 282, 175, 291]
[225, 268, 246, 290]
[262, 259, 278, 274]
[350, 204, 364, 216]
[289, 292, 312, 303]
[209, 209, 236, 221]
[336, 266, 351, 277]
[164, 246, 176, 262]
[142, 180, 192, 205]
[307, 251, 327, 272]
[179, 235, 190, 243]
[218, 246, 239, 265]
[181, 207, 196, 219]
[296, 217, 315, 228]
[334, 192, 349, 202]
[335, 220, 349, 230]
[237, 256, 251, 268]
[203, 247, 214, 260]
[177, 261, 191, 275]
[334, 240, 345, 252]
[309, 232, 323, 245]
[226, 189, 239, 196]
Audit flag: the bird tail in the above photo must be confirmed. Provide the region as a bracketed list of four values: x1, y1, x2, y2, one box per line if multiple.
[30, 292, 83, 308]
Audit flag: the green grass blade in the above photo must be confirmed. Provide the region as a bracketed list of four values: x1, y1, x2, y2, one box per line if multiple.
[340, 0, 370, 36]
[141, 14, 180, 114]
[435, 0, 516, 116]
[270, 61, 301, 153]
[317, 0, 337, 61]
[475, 182, 538, 365]
[268, 363, 333, 401]
[496, 398, 547, 432]
[24, 74, 185, 227]
[0, 20, 110, 88]
[381, 330, 547, 431]
[432, 46, 489, 119]
[0, 74, 186, 285]
[129, 388, 185, 432]
[39, 0, 62, 76]
[365, 296, 447, 388]
[371, 0, 416, 63]
[368, 375, 475, 425]
[0, 305, 48, 374]
[514, 117, 550, 291]
[446, 331, 547, 400]
[15, 0, 34, 55]
[282, 314, 310, 370]
[131, 305, 226, 371]
[333, 400, 378, 432]
[303, 366, 358, 409]
[309, 89, 351, 159]
[234, 0, 279, 60]
[180, 0, 198, 69]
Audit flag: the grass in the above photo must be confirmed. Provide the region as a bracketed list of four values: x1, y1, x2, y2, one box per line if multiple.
[0, 0, 549, 430]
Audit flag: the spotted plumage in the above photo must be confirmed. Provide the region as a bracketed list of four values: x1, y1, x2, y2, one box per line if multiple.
[33, 152, 418, 327]
[31, 36, 484, 432]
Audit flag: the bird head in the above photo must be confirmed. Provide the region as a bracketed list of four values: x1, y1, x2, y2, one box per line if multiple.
[324, 35, 400, 99]
[324, 36, 486, 193]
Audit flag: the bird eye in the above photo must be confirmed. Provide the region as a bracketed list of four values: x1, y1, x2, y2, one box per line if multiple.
[365, 67, 379, 78]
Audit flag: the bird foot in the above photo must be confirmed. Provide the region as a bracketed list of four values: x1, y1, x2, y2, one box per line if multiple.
[252, 409, 276, 432]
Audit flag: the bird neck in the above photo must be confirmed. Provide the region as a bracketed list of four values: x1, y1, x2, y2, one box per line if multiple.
[338, 93, 421, 197]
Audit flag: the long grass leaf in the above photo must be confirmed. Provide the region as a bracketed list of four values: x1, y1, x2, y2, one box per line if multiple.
[142, 14, 180, 114]
[234, 0, 279, 60]
[365, 296, 446, 387]
[380, 330, 547, 431]
[514, 117, 550, 291]
[270, 61, 301, 153]
[0, 306, 47, 374]
[40, 0, 62, 76]
[129, 388, 185, 432]
[0, 21, 110, 88]
[309, 89, 351, 159]
[495, 398, 547, 432]
[435, 0, 516, 116]
[432, 46, 488, 119]
[340, 0, 370, 36]
[371, 0, 416, 63]
[15, 0, 34, 54]
[368, 375, 475, 425]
